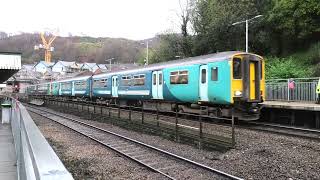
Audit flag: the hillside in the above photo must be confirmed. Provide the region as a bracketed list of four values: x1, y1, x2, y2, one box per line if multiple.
[0, 32, 159, 64]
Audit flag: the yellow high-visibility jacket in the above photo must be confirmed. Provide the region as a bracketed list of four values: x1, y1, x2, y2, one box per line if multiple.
[317, 79, 320, 94]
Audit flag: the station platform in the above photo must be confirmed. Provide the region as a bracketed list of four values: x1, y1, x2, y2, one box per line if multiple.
[262, 101, 320, 111]
[0, 124, 16, 180]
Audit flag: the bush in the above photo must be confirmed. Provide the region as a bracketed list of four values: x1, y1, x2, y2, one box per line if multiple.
[265, 57, 314, 79]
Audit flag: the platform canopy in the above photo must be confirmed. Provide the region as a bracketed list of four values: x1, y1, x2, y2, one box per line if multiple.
[0, 52, 21, 83]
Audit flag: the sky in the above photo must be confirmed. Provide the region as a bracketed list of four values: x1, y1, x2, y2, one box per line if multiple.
[0, 0, 183, 40]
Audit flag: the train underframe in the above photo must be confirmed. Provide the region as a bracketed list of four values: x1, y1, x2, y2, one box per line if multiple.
[28, 94, 261, 121]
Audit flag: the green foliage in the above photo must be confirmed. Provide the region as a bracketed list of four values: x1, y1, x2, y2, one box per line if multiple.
[265, 56, 314, 79]
[138, 34, 185, 64]
[268, 0, 320, 39]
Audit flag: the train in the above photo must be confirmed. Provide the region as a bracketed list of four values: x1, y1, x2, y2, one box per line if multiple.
[25, 51, 265, 120]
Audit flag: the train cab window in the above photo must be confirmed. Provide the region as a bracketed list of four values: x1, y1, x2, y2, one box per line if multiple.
[153, 74, 156, 85]
[201, 69, 206, 83]
[233, 58, 242, 79]
[159, 73, 162, 85]
[170, 70, 188, 84]
[211, 67, 218, 81]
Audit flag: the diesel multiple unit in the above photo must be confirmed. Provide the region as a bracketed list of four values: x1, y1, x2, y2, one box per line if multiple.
[26, 51, 265, 120]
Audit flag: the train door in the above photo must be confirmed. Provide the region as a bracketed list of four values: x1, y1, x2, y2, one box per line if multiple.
[71, 81, 75, 96]
[152, 71, 163, 99]
[112, 76, 118, 97]
[58, 83, 62, 96]
[249, 61, 258, 100]
[199, 65, 209, 101]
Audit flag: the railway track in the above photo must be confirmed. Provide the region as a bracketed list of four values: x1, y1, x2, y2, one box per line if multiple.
[26, 105, 242, 180]
[242, 121, 320, 140]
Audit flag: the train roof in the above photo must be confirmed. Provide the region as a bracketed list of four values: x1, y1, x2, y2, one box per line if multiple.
[56, 75, 91, 82]
[93, 51, 259, 78]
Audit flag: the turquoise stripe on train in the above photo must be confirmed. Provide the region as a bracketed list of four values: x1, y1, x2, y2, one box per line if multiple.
[207, 60, 231, 105]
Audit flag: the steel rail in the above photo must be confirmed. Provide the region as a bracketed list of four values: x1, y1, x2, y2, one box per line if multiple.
[26, 106, 175, 180]
[248, 122, 320, 134]
[243, 122, 320, 141]
[26, 105, 243, 180]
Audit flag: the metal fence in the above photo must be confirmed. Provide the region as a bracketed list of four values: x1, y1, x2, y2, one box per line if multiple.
[2, 96, 74, 180]
[265, 77, 319, 102]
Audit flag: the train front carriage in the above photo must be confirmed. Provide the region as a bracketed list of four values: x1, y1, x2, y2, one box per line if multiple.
[229, 53, 265, 120]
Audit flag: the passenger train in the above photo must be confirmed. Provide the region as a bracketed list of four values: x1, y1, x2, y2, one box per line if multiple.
[26, 51, 265, 120]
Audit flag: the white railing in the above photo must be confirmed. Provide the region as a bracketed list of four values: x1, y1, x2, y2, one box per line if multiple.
[3, 96, 74, 180]
[265, 77, 319, 102]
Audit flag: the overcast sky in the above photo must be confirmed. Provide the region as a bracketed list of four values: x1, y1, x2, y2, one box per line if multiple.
[0, 0, 183, 40]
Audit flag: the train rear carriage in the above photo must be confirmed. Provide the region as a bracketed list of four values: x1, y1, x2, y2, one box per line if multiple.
[26, 85, 36, 95]
[36, 83, 49, 96]
[91, 74, 112, 99]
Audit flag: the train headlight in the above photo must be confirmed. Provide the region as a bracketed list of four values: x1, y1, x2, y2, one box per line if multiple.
[234, 90, 242, 97]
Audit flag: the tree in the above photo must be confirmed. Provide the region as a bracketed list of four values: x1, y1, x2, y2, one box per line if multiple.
[267, 0, 320, 55]
[191, 0, 264, 55]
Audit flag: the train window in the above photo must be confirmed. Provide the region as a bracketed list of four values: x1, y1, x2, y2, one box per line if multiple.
[211, 67, 218, 81]
[153, 74, 156, 85]
[133, 74, 145, 86]
[159, 73, 162, 85]
[121, 76, 131, 86]
[233, 58, 242, 79]
[170, 70, 189, 84]
[201, 69, 206, 83]
[93, 79, 108, 88]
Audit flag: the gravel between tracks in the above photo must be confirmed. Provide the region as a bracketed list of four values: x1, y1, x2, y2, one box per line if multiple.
[33, 106, 320, 180]
[29, 112, 163, 180]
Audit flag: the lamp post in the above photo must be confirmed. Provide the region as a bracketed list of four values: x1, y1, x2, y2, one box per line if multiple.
[232, 15, 263, 53]
[141, 40, 152, 65]
[105, 58, 115, 71]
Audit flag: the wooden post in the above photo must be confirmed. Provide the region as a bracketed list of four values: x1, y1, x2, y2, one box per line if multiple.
[118, 105, 120, 118]
[175, 106, 179, 142]
[156, 103, 159, 128]
[129, 106, 132, 121]
[316, 112, 320, 129]
[231, 108, 235, 147]
[290, 111, 295, 126]
[141, 102, 144, 124]
[198, 112, 203, 150]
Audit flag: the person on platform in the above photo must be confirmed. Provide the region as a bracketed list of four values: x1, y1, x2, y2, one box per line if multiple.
[316, 79, 320, 104]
